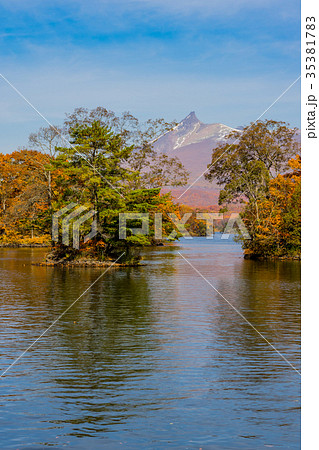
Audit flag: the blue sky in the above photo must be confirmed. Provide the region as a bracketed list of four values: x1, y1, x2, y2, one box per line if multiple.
[0, 0, 300, 153]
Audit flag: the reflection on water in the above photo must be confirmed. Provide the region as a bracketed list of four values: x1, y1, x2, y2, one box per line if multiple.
[0, 236, 300, 449]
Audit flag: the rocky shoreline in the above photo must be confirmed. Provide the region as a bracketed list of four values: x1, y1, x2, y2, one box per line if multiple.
[33, 259, 143, 267]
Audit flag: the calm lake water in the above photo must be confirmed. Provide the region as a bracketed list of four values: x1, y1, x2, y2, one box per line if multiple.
[0, 236, 300, 449]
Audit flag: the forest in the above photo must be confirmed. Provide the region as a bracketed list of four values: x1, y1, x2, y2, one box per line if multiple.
[205, 120, 301, 258]
[0, 109, 301, 261]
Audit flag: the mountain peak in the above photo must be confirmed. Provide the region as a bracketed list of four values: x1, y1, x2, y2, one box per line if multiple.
[153, 113, 236, 156]
[181, 111, 201, 125]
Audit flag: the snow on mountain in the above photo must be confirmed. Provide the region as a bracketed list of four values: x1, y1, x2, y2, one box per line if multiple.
[153, 112, 240, 198]
[154, 112, 299, 207]
[154, 111, 239, 155]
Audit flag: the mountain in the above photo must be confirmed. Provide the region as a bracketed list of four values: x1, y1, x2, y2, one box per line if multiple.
[154, 111, 238, 156]
[155, 112, 300, 208]
[154, 112, 240, 207]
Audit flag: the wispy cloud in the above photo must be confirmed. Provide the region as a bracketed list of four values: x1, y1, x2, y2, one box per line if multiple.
[0, 0, 300, 153]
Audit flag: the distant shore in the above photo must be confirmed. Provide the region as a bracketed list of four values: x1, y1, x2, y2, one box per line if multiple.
[0, 242, 300, 262]
[0, 243, 50, 248]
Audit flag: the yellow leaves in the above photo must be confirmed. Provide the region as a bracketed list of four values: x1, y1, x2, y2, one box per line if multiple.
[288, 154, 301, 173]
[96, 240, 107, 248]
[245, 154, 301, 256]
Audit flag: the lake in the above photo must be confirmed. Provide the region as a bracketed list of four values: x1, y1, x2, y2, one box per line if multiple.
[0, 236, 301, 449]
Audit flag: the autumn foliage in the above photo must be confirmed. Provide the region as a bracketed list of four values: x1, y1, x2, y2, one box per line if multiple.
[242, 155, 301, 258]
[205, 119, 301, 258]
[0, 150, 52, 244]
[1, 114, 301, 260]
[0, 108, 186, 261]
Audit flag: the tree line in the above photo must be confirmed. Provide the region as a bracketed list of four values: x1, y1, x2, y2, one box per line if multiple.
[0, 110, 301, 261]
[0, 107, 189, 263]
[205, 120, 301, 258]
